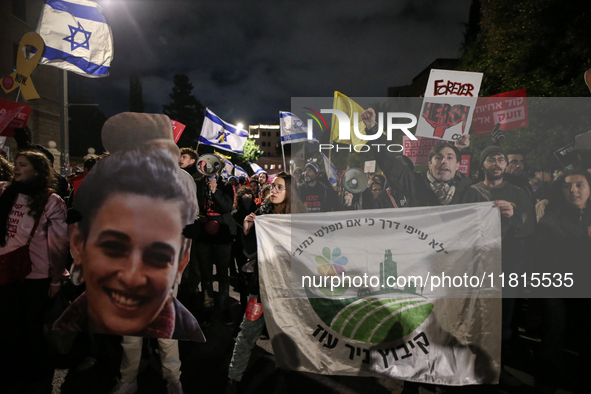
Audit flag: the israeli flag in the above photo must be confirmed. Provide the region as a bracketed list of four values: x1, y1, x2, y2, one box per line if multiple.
[200, 108, 249, 153]
[321, 152, 338, 187]
[234, 165, 249, 179]
[221, 159, 234, 179]
[280, 111, 319, 144]
[36, 0, 113, 77]
[249, 163, 266, 175]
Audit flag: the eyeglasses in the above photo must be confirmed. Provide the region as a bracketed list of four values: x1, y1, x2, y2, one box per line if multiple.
[486, 157, 506, 164]
[271, 184, 285, 191]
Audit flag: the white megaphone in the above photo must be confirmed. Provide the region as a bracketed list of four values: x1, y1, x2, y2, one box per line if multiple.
[342, 168, 368, 194]
[196, 153, 222, 177]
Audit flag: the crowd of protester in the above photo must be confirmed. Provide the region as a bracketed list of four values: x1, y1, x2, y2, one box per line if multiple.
[0, 112, 589, 394]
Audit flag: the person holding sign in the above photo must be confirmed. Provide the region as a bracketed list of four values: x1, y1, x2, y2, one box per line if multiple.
[361, 108, 485, 207]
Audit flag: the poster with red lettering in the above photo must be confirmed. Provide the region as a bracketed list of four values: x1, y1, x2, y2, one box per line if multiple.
[471, 89, 528, 135]
[171, 120, 186, 143]
[402, 136, 440, 166]
[416, 69, 483, 141]
[458, 155, 470, 176]
[0, 98, 32, 137]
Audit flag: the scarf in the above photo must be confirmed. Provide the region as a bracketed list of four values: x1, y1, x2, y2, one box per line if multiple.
[0, 181, 43, 247]
[426, 172, 456, 205]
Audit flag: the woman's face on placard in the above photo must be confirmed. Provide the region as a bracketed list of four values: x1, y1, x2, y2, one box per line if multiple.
[71, 193, 188, 335]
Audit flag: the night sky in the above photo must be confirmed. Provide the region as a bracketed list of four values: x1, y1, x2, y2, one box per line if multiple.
[68, 0, 472, 125]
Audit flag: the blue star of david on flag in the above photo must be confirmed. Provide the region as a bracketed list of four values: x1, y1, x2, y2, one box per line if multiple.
[216, 130, 230, 143]
[36, 0, 113, 77]
[63, 21, 92, 51]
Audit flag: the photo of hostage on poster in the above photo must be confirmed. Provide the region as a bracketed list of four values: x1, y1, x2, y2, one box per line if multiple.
[54, 112, 205, 341]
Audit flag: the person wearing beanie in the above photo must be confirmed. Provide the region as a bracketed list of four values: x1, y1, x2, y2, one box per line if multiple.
[297, 161, 337, 212]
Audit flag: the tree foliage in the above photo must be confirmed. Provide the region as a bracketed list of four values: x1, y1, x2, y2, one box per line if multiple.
[129, 74, 144, 113]
[69, 105, 106, 157]
[459, 0, 591, 171]
[163, 74, 205, 148]
[461, 0, 591, 97]
[238, 138, 262, 166]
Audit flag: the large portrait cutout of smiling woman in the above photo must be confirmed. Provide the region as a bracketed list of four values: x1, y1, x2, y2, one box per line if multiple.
[54, 113, 205, 341]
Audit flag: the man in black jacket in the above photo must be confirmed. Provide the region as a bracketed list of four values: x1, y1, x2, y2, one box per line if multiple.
[194, 171, 237, 326]
[297, 162, 338, 212]
[361, 108, 486, 207]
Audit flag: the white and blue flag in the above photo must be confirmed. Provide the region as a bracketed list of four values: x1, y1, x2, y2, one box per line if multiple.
[279, 111, 318, 144]
[200, 108, 249, 153]
[234, 165, 249, 179]
[220, 159, 234, 180]
[36, 0, 113, 77]
[249, 162, 266, 175]
[321, 152, 338, 187]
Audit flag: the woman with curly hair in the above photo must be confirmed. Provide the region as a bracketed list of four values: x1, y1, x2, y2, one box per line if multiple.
[0, 150, 69, 392]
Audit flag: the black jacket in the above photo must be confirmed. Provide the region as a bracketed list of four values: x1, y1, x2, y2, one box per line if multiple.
[195, 177, 236, 243]
[536, 205, 591, 295]
[374, 146, 485, 207]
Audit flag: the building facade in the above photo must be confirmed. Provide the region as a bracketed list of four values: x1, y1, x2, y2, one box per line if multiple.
[249, 124, 285, 174]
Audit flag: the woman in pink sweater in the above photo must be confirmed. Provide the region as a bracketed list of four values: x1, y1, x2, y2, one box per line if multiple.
[0, 150, 69, 393]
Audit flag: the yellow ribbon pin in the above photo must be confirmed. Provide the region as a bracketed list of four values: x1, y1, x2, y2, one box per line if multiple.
[2, 32, 45, 101]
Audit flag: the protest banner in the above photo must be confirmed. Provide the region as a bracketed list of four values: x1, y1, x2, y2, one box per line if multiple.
[0, 99, 32, 137]
[256, 203, 501, 385]
[458, 155, 470, 176]
[171, 120, 186, 143]
[472, 89, 528, 135]
[402, 136, 440, 166]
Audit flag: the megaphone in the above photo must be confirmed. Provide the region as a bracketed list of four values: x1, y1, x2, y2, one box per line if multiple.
[196, 153, 222, 176]
[342, 168, 368, 194]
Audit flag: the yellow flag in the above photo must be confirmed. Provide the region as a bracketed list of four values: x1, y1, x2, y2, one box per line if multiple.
[214, 150, 232, 160]
[330, 91, 367, 146]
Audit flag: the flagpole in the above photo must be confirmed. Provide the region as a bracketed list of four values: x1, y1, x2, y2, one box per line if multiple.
[281, 142, 287, 173]
[328, 140, 333, 179]
[62, 70, 69, 154]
